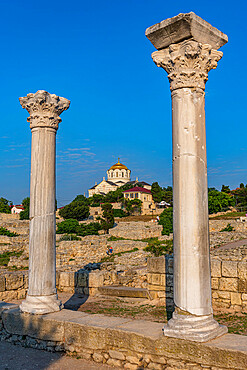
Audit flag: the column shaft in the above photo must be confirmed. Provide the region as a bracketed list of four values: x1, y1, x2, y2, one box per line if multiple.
[19, 90, 70, 314]
[28, 127, 56, 296]
[172, 88, 211, 316]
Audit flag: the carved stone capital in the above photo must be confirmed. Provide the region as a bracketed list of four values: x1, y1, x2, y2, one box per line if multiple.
[19, 90, 70, 130]
[152, 41, 223, 91]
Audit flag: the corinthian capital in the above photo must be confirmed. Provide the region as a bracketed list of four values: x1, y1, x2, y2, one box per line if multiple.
[152, 41, 223, 91]
[19, 90, 70, 130]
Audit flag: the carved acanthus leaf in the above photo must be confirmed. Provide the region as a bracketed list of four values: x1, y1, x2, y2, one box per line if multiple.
[19, 90, 70, 130]
[152, 41, 223, 90]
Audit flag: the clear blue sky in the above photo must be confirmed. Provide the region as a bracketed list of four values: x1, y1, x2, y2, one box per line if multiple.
[0, 0, 246, 206]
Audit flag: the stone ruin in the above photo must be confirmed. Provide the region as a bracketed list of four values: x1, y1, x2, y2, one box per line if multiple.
[0, 11, 247, 370]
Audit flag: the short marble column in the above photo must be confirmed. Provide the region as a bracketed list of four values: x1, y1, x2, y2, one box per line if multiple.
[19, 90, 70, 314]
[146, 13, 228, 341]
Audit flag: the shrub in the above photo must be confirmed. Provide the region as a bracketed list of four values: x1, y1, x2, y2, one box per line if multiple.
[0, 227, 19, 237]
[220, 223, 235, 232]
[59, 234, 81, 241]
[144, 238, 173, 256]
[0, 251, 23, 266]
[57, 219, 101, 237]
[59, 201, 90, 221]
[56, 219, 79, 234]
[76, 222, 101, 236]
[159, 207, 173, 235]
[113, 209, 128, 218]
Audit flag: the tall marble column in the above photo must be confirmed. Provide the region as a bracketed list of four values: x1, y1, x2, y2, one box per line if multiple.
[146, 13, 228, 341]
[19, 90, 70, 314]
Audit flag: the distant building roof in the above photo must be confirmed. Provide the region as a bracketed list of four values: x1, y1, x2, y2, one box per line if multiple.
[123, 187, 152, 194]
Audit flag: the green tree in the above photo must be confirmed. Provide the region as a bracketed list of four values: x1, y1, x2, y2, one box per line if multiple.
[221, 185, 231, 193]
[0, 198, 12, 213]
[56, 219, 79, 234]
[19, 197, 30, 220]
[59, 201, 90, 221]
[208, 190, 235, 214]
[163, 186, 173, 205]
[151, 182, 164, 203]
[159, 207, 173, 236]
[124, 199, 142, 215]
[232, 184, 247, 210]
[100, 203, 114, 234]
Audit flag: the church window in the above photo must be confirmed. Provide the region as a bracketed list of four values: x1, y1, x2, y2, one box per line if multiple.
[116, 172, 118, 177]
[122, 172, 124, 177]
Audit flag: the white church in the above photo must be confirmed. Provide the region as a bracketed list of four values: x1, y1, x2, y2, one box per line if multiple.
[88, 158, 151, 197]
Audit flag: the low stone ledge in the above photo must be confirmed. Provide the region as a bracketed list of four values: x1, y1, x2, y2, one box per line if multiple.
[0, 307, 247, 369]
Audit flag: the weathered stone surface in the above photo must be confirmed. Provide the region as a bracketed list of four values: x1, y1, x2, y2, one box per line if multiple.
[1, 308, 247, 368]
[222, 261, 238, 278]
[109, 349, 126, 360]
[211, 259, 221, 278]
[88, 271, 104, 288]
[219, 278, 238, 292]
[230, 292, 241, 306]
[0, 276, 5, 292]
[145, 12, 228, 50]
[5, 273, 23, 290]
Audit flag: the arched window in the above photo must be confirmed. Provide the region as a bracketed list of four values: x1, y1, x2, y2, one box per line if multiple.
[116, 172, 118, 177]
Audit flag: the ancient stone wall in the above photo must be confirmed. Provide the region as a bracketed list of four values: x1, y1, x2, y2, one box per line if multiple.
[109, 221, 162, 240]
[147, 244, 247, 311]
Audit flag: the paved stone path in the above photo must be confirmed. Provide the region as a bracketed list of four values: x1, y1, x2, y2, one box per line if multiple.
[0, 341, 115, 370]
[214, 238, 247, 250]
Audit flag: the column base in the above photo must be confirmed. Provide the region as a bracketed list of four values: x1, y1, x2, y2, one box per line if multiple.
[20, 294, 63, 315]
[163, 311, 228, 342]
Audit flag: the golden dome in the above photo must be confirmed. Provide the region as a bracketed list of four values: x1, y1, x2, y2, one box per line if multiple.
[109, 158, 128, 170]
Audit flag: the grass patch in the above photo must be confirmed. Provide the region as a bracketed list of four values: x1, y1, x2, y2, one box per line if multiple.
[0, 227, 19, 237]
[210, 211, 246, 220]
[214, 312, 247, 335]
[0, 251, 23, 266]
[107, 236, 126, 241]
[100, 247, 139, 263]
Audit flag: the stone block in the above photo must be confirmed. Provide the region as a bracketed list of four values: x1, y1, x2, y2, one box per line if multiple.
[242, 293, 247, 301]
[2, 308, 65, 341]
[0, 276, 5, 292]
[231, 292, 242, 306]
[147, 273, 161, 285]
[92, 352, 104, 363]
[59, 272, 75, 288]
[211, 278, 219, 290]
[88, 271, 104, 288]
[222, 261, 238, 278]
[219, 278, 238, 292]
[5, 273, 24, 290]
[218, 291, 231, 299]
[211, 259, 221, 278]
[76, 272, 88, 288]
[238, 262, 247, 293]
[109, 349, 126, 360]
[107, 358, 122, 367]
[147, 256, 167, 273]
[126, 355, 140, 364]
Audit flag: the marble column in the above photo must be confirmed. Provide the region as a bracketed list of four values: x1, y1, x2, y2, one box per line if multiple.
[19, 90, 70, 314]
[146, 13, 228, 341]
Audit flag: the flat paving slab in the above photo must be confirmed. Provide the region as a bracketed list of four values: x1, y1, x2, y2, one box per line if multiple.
[0, 341, 115, 370]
